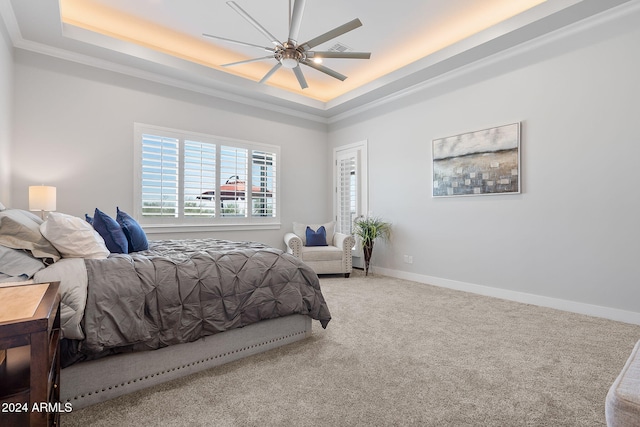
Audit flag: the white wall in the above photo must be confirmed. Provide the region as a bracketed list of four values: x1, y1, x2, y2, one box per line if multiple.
[328, 6, 640, 320]
[7, 3, 639, 322]
[0, 15, 12, 204]
[11, 51, 329, 249]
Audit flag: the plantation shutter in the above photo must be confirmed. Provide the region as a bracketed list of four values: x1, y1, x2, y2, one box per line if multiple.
[141, 134, 179, 217]
[183, 140, 216, 217]
[336, 151, 357, 234]
[220, 146, 248, 217]
[252, 150, 277, 217]
[135, 124, 280, 227]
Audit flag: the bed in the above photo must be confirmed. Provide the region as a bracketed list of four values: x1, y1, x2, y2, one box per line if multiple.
[0, 208, 331, 409]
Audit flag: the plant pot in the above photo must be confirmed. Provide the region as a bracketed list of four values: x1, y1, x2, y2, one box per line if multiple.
[363, 240, 374, 276]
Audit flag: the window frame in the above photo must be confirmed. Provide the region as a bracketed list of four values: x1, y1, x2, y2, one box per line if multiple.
[134, 123, 280, 233]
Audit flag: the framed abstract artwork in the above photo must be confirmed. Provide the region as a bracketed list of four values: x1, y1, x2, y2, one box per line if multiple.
[432, 122, 521, 197]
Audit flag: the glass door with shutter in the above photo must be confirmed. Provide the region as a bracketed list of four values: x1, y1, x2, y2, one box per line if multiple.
[334, 142, 367, 261]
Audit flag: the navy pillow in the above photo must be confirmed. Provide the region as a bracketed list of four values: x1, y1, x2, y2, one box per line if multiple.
[92, 208, 128, 254]
[85, 214, 93, 225]
[116, 207, 149, 253]
[305, 226, 328, 247]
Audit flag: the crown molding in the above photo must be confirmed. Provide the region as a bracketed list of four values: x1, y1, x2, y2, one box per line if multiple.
[0, 0, 20, 44]
[327, 0, 640, 125]
[3, 0, 638, 127]
[16, 36, 331, 125]
[1, 0, 331, 125]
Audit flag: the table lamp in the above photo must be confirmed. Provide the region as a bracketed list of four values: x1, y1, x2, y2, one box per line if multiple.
[29, 185, 56, 219]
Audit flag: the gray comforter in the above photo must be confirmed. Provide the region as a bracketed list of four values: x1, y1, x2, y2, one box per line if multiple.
[81, 239, 331, 354]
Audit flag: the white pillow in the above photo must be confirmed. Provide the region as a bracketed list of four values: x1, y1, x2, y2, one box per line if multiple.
[0, 201, 6, 210]
[40, 212, 109, 259]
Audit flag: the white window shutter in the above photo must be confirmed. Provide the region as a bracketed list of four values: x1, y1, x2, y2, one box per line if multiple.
[220, 146, 249, 217]
[337, 154, 357, 234]
[183, 140, 216, 217]
[135, 124, 280, 228]
[141, 134, 179, 218]
[252, 150, 277, 218]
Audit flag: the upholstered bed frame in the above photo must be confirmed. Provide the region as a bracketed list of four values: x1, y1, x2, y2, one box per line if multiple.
[61, 314, 312, 409]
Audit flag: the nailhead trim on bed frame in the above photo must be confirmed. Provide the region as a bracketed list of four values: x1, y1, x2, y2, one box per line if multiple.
[61, 315, 311, 409]
[67, 331, 307, 401]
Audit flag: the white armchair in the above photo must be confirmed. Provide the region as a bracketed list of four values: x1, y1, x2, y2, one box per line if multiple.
[284, 221, 355, 278]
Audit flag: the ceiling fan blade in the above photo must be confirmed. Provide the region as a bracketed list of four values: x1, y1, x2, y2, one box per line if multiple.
[292, 65, 308, 89]
[202, 34, 275, 52]
[227, 1, 281, 46]
[288, 0, 307, 44]
[308, 51, 371, 59]
[259, 63, 282, 84]
[222, 56, 274, 67]
[302, 60, 347, 81]
[299, 18, 363, 51]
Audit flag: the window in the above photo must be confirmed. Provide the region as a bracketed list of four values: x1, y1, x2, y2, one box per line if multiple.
[134, 124, 279, 230]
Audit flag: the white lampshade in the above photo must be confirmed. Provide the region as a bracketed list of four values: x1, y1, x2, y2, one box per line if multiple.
[29, 185, 57, 212]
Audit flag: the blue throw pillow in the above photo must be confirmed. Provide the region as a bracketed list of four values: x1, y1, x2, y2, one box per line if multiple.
[85, 214, 93, 224]
[92, 208, 128, 254]
[305, 226, 328, 247]
[116, 207, 149, 253]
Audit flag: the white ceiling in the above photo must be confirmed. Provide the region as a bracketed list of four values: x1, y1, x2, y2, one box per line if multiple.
[1, 0, 634, 121]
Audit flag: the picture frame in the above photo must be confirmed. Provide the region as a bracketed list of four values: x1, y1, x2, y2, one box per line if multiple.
[432, 122, 520, 197]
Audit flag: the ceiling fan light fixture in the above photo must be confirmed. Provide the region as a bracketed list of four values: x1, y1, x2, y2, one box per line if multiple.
[281, 57, 298, 69]
[279, 48, 301, 69]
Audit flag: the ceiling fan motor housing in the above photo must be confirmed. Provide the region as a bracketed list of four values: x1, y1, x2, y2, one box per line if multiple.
[277, 44, 305, 68]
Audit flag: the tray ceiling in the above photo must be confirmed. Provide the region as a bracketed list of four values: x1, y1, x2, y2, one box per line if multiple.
[1, 0, 634, 120]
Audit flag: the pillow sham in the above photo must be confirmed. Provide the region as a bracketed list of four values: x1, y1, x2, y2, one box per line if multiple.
[40, 212, 109, 259]
[0, 245, 46, 279]
[116, 207, 148, 252]
[0, 201, 6, 210]
[92, 208, 128, 254]
[305, 226, 328, 247]
[293, 221, 335, 246]
[0, 209, 60, 263]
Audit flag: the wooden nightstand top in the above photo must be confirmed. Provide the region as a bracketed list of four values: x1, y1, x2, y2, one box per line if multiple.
[0, 283, 50, 323]
[0, 282, 60, 342]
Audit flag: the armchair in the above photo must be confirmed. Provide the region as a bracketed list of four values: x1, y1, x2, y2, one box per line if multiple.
[284, 221, 355, 278]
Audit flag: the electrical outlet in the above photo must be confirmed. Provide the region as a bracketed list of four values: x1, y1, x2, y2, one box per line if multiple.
[403, 255, 413, 264]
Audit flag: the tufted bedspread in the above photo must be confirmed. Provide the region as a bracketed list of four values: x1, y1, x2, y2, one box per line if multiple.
[79, 239, 331, 356]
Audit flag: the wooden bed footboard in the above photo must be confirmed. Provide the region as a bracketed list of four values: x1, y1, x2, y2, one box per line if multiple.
[61, 315, 312, 410]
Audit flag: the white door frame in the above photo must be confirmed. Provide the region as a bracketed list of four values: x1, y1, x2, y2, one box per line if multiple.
[333, 140, 368, 262]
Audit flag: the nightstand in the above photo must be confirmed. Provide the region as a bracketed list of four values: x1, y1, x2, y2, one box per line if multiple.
[0, 282, 61, 427]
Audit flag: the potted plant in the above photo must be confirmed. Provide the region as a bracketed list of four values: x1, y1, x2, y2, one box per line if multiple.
[353, 215, 391, 276]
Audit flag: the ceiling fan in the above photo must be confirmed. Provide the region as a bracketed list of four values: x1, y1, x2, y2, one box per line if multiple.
[203, 0, 371, 89]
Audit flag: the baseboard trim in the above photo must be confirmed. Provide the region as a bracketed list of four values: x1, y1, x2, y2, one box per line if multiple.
[373, 267, 640, 326]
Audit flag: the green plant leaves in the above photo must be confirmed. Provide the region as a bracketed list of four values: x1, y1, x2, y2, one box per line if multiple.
[353, 216, 391, 249]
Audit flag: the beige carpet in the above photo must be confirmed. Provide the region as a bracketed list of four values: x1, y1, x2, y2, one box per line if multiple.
[62, 271, 640, 426]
